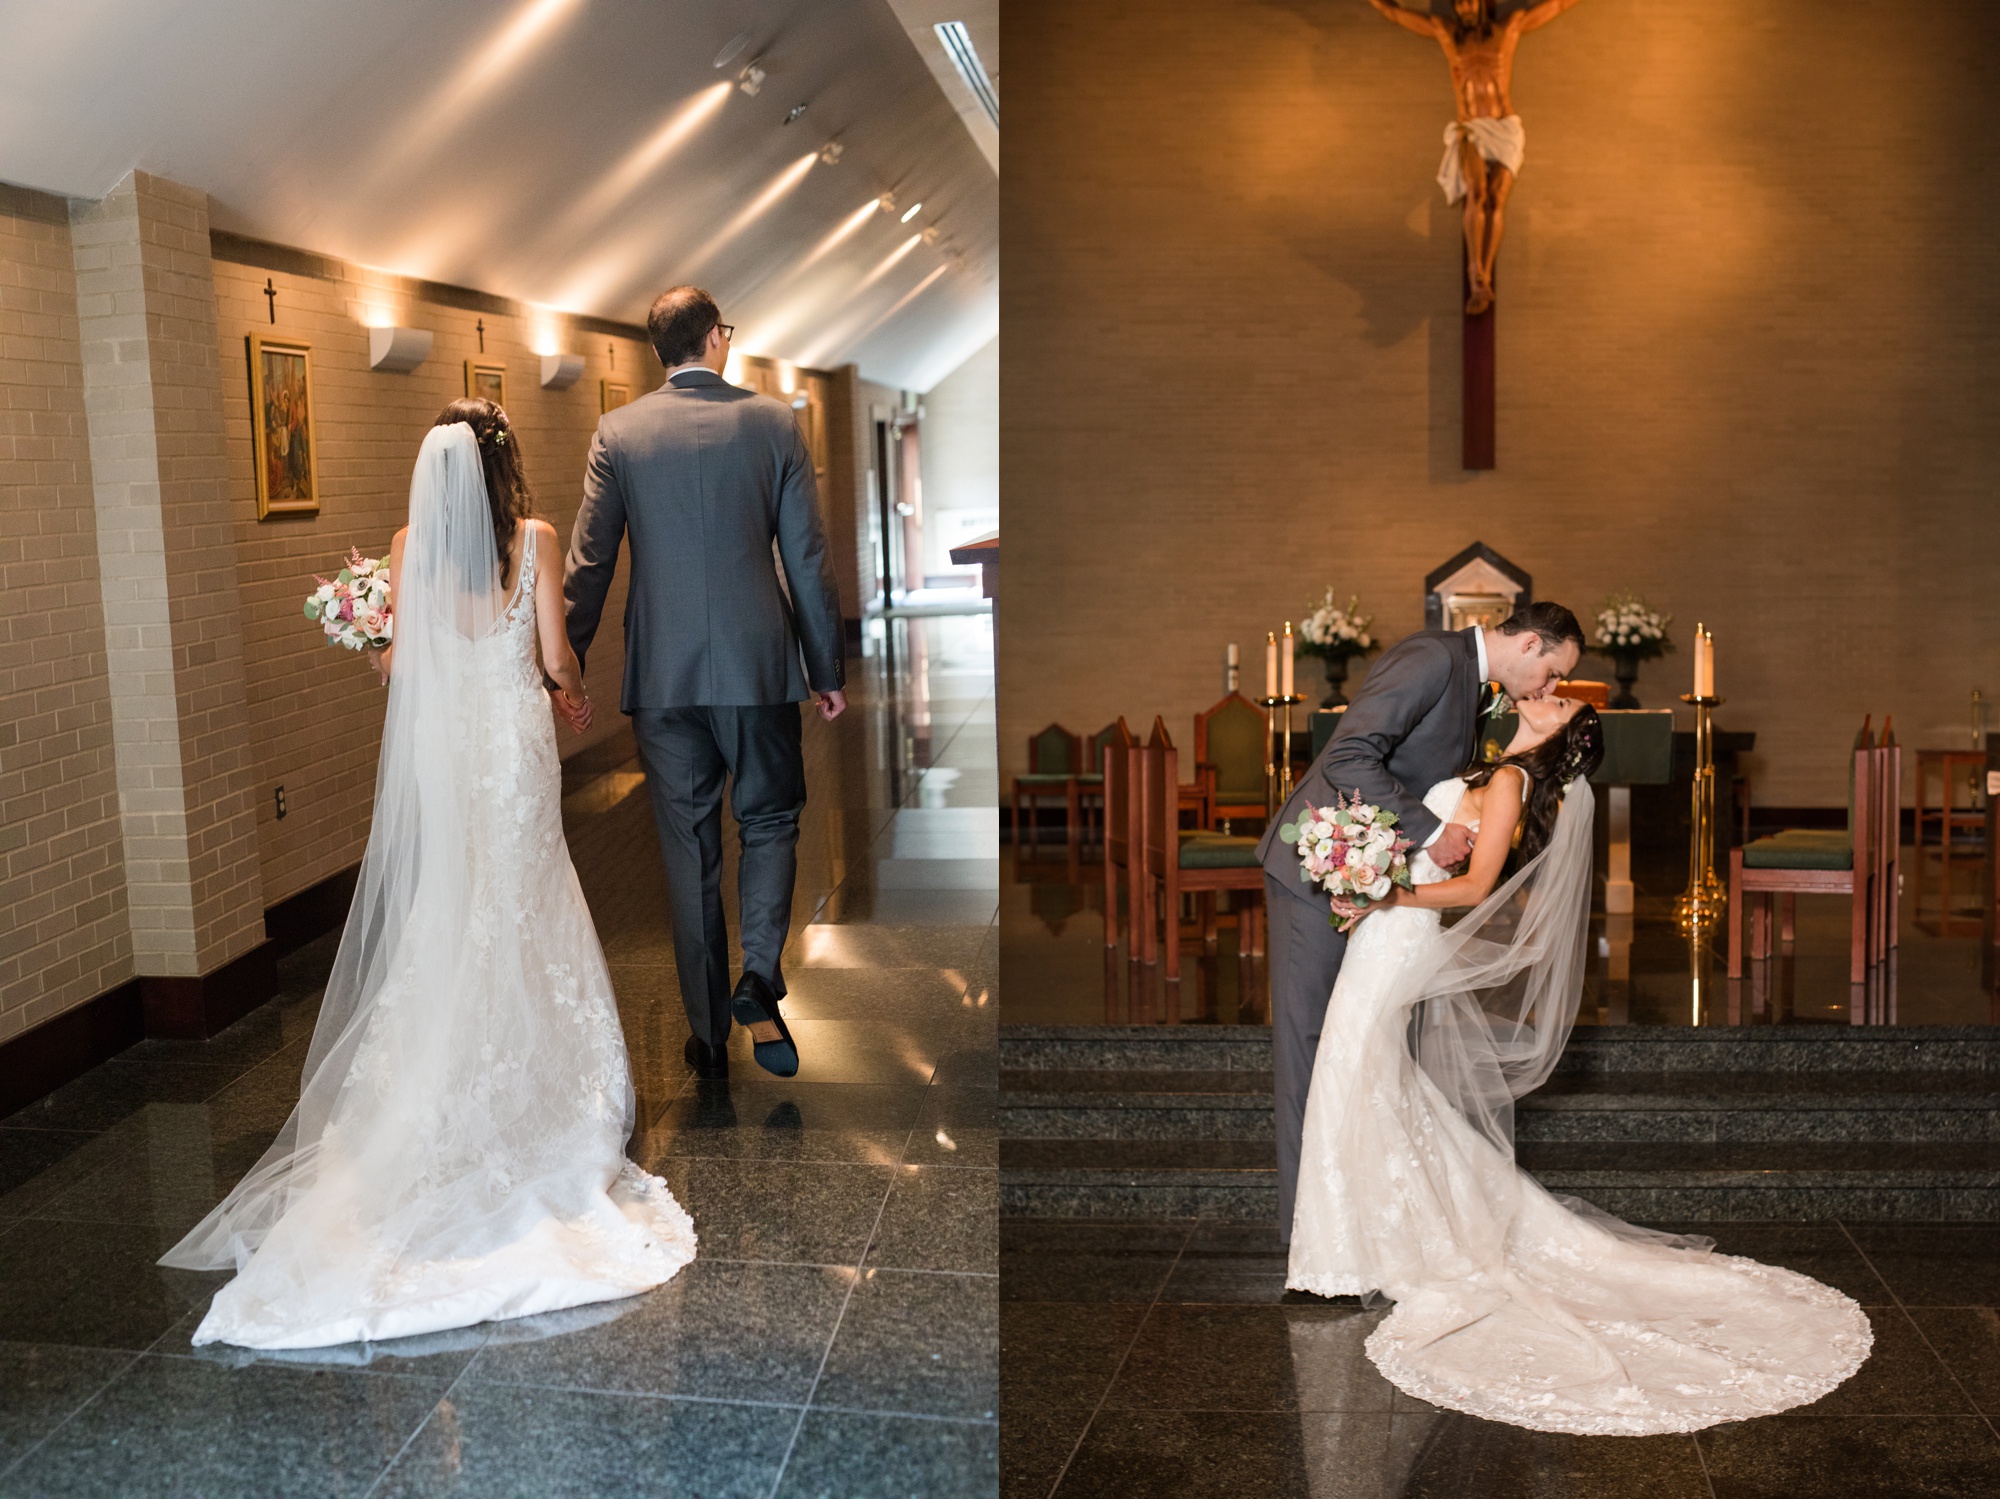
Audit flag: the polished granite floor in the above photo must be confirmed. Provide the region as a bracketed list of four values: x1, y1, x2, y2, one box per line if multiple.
[1003, 837, 1996, 1028]
[0, 614, 999, 1499]
[1001, 1216, 2000, 1499]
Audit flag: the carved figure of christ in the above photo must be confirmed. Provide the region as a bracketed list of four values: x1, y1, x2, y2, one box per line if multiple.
[1368, 0, 1585, 314]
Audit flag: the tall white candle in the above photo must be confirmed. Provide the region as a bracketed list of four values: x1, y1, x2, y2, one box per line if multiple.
[1227, 642, 1239, 668]
[1693, 625, 1713, 698]
[1281, 623, 1295, 699]
[1265, 633, 1278, 700]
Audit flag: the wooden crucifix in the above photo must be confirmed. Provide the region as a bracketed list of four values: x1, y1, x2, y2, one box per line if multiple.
[262, 278, 277, 323]
[1367, 0, 1585, 468]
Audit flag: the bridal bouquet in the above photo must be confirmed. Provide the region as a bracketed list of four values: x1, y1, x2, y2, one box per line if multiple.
[1280, 791, 1416, 931]
[304, 550, 392, 652]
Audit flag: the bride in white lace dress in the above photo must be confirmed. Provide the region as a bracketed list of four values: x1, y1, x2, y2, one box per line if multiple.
[162, 405, 695, 1349]
[1288, 696, 1871, 1434]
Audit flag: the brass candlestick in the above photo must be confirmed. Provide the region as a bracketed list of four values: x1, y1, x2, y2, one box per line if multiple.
[1260, 693, 1306, 814]
[1674, 693, 1728, 933]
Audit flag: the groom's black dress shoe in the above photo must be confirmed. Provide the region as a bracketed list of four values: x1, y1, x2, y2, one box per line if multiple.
[730, 971, 799, 1078]
[684, 1032, 729, 1080]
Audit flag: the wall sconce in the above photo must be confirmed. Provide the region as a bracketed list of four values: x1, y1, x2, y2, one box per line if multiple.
[540, 353, 586, 389]
[369, 326, 433, 373]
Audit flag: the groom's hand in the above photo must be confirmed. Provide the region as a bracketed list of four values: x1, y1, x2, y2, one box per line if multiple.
[812, 689, 847, 722]
[1431, 822, 1475, 872]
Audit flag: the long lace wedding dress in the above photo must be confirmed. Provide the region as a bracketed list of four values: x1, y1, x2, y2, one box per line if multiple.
[1288, 774, 1871, 1435]
[162, 424, 695, 1349]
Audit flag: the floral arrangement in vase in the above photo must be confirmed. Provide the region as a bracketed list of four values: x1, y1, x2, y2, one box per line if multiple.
[1593, 590, 1672, 708]
[1298, 590, 1378, 707]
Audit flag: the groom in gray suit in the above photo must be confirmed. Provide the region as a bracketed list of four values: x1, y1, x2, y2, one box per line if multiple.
[562, 286, 847, 1081]
[1256, 602, 1583, 1243]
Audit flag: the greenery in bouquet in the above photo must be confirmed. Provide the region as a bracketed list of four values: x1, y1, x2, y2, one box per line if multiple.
[1298, 589, 1377, 662]
[1593, 590, 1672, 662]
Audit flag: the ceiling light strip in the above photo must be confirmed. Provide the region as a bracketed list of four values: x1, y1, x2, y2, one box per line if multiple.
[934, 22, 998, 127]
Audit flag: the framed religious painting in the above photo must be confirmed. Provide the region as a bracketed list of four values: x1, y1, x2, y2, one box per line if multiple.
[465, 360, 506, 406]
[600, 379, 629, 413]
[248, 334, 320, 518]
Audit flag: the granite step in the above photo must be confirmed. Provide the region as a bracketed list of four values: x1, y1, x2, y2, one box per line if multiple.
[999, 1138, 2000, 1222]
[1000, 1024, 2000, 1076]
[1000, 1068, 2000, 1143]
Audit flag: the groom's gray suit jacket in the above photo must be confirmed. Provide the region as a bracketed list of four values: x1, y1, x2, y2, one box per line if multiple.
[563, 368, 845, 710]
[1256, 627, 1488, 900]
[1260, 626, 1488, 1243]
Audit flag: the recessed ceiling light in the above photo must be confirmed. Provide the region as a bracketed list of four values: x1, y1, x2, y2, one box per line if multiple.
[784, 102, 808, 125]
[899, 201, 921, 223]
[712, 32, 750, 69]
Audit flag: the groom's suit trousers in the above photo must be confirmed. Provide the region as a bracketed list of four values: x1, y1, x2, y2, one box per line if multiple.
[631, 705, 807, 1047]
[1266, 876, 1348, 1245]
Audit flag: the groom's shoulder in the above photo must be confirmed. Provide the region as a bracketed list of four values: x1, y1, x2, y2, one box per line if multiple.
[1378, 630, 1464, 670]
[611, 382, 789, 433]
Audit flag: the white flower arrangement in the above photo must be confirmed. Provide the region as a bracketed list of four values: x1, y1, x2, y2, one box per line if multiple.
[1593, 590, 1673, 661]
[1298, 589, 1377, 661]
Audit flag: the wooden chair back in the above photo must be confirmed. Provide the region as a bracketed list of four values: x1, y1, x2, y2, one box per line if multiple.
[1100, 718, 1138, 949]
[1875, 717, 1901, 958]
[1194, 693, 1269, 813]
[1085, 723, 1122, 777]
[1027, 722, 1082, 776]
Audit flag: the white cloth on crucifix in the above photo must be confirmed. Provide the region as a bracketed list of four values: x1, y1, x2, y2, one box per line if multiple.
[1436, 114, 1525, 203]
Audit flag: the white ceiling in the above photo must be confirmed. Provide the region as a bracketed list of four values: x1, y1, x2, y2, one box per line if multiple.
[0, 0, 997, 390]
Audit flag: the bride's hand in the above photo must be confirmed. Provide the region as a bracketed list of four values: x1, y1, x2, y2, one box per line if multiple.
[555, 689, 594, 734]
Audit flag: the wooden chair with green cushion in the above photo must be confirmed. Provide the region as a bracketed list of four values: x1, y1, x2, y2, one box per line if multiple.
[1872, 718, 1901, 965]
[1194, 692, 1271, 831]
[1728, 717, 1877, 984]
[1075, 722, 1121, 845]
[1135, 732, 1264, 979]
[1100, 718, 1139, 951]
[1013, 722, 1083, 847]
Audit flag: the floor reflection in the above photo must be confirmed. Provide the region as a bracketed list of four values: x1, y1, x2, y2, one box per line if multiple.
[0, 614, 998, 1498]
[1003, 839, 1996, 1027]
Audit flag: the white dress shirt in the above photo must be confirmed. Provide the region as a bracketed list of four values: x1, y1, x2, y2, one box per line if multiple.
[1422, 626, 1490, 849]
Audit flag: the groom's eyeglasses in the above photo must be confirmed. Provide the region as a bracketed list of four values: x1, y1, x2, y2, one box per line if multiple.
[715, 323, 735, 343]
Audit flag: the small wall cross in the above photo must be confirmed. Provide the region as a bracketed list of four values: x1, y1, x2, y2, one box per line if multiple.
[263, 279, 276, 323]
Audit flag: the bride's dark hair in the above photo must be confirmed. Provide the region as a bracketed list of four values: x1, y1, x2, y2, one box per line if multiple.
[1462, 704, 1605, 862]
[433, 398, 532, 586]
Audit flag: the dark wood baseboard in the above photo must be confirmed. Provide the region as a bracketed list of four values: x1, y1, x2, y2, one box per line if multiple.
[0, 862, 362, 1117]
[138, 942, 280, 1041]
[0, 980, 143, 1117]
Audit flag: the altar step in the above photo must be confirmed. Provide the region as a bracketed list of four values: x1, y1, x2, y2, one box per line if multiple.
[998, 1024, 2000, 1222]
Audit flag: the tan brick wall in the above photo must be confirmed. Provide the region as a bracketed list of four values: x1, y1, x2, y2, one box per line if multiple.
[71, 172, 263, 979]
[1000, 0, 2000, 807]
[211, 251, 663, 904]
[0, 184, 131, 1043]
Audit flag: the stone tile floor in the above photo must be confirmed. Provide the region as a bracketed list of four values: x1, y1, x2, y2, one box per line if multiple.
[0, 614, 1000, 1498]
[1001, 1217, 2000, 1498]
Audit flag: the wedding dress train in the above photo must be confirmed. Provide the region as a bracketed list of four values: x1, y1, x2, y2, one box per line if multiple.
[1287, 775, 1870, 1435]
[162, 425, 695, 1348]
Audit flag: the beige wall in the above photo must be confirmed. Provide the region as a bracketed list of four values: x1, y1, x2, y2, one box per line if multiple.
[210, 244, 663, 905]
[1000, 0, 2000, 805]
[920, 336, 998, 584]
[0, 185, 130, 1043]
